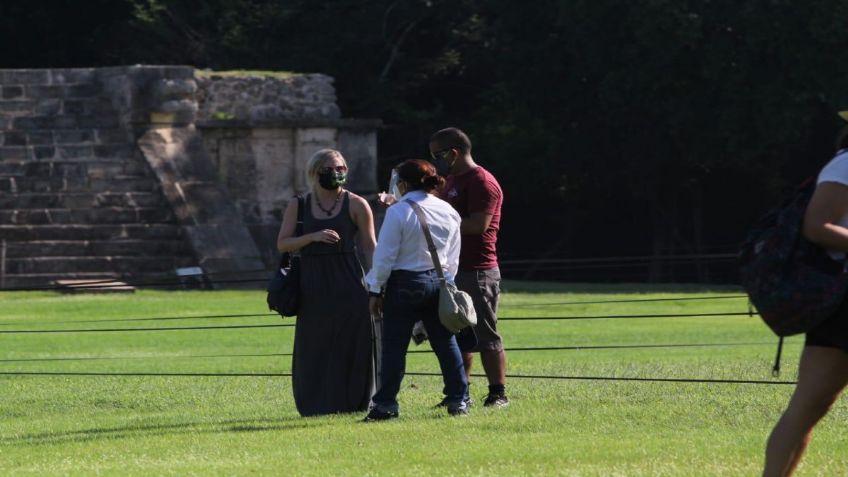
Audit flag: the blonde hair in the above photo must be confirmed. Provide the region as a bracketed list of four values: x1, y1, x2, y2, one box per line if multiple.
[305, 149, 347, 190]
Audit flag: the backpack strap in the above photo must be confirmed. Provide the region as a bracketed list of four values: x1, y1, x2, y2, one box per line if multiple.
[772, 337, 784, 377]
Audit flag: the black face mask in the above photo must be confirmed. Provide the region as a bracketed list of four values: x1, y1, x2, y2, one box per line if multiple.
[318, 171, 347, 190]
[432, 153, 456, 177]
[432, 156, 454, 177]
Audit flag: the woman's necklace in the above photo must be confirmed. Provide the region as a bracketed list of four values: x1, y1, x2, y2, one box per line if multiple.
[315, 190, 342, 216]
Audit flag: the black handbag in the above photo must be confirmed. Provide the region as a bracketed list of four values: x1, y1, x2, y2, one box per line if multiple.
[267, 196, 304, 317]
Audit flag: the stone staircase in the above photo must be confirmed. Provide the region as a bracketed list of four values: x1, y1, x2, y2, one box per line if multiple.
[0, 69, 197, 288]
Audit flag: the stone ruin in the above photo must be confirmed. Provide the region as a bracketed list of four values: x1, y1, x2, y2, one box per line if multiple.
[0, 66, 379, 288]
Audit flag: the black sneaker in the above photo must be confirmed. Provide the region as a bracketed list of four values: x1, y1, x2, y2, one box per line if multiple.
[435, 396, 473, 408]
[447, 402, 469, 416]
[363, 408, 399, 422]
[483, 393, 509, 408]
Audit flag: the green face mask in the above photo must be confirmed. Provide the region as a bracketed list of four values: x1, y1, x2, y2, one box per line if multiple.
[318, 171, 347, 189]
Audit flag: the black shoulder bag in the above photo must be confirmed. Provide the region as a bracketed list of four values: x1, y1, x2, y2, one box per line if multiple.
[267, 196, 304, 317]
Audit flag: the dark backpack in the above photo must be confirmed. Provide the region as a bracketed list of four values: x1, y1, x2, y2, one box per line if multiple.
[739, 178, 848, 373]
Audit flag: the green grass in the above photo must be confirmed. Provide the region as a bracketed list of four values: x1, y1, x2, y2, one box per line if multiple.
[1, 282, 846, 476]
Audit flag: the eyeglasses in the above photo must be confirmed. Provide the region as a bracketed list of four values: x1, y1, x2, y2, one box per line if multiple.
[430, 148, 453, 161]
[319, 165, 348, 174]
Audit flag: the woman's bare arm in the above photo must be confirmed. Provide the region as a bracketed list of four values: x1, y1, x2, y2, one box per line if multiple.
[350, 193, 377, 270]
[803, 182, 848, 252]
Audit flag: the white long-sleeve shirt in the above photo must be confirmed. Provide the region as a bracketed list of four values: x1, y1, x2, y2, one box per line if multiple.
[365, 190, 461, 293]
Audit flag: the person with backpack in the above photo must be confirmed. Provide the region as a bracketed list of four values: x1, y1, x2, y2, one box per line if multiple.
[763, 114, 848, 476]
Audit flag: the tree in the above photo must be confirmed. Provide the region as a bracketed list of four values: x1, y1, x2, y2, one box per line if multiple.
[3, 0, 848, 281]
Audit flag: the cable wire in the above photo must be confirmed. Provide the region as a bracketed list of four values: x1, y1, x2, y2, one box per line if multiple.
[0, 311, 755, 333]
[0, 323, 294, 334]
[498, 311, 751, 321]
[0, 341, 779, 363]
[499, 295, 747, 308]
[0, 370, 797, 385]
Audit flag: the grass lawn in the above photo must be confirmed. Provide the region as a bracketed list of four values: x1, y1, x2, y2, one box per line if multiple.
[1, 282, 846, 476]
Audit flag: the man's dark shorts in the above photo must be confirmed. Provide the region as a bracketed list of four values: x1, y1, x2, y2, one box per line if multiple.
[456, 268, 502, 351]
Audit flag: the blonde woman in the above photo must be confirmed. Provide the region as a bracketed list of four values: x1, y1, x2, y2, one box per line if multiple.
[276, 149, 377, 416]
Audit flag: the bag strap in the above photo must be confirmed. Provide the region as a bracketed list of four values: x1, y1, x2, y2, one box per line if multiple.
[772, 337, 784, 377]
[405, 199, 447, 284]
[295, 195, 305, 236]
[279, 196, 305, 268]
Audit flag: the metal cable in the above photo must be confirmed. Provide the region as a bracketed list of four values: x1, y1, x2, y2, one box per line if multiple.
[0, 341, 778, 363]
[0, 370, 796, 385]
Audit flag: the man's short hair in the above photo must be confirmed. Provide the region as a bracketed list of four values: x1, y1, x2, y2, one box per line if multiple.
[430, 127, 472, 153]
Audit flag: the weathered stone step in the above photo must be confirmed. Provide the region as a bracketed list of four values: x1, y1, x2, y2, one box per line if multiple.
[3, 239, 189, 258]
[23, 83, 101, 99]
[0, 192, 166, 209]
[0, 97, 112, 117]
[0, 272, 119, 290]
[0, 143, 137, 160]
[0, 84, 101, 102]
[0, 159, 151, 178]
[0, 69, 96, 85]
[0, 271, 207, 290]
[0, 129, 132, 147]
[10, 114, 119, 130]
[0, 207, 175, 225]
[0, 224, 183, 241]
[55, 279, 135, 294]
[4, 256, 197, 275]
[0, 175, 158, 194]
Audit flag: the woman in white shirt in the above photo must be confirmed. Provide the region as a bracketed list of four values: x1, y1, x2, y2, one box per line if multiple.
[363, 159, 468, 420]
[764, 117, 848, 476]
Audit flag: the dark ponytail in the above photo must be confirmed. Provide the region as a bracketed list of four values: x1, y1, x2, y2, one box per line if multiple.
[397, 159, 445, 193]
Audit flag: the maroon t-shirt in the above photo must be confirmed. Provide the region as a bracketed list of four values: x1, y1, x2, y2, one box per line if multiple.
[440, 166, 503, 271]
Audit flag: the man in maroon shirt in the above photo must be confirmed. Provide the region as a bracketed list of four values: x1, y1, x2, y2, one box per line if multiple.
[429, 127, 508, 407]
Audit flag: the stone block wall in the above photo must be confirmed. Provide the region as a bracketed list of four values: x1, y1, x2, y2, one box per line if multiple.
[195, 73, 380, 266]
[0, 66, 380, 286]
[200, 121, 379, 266]
[196, 73, 341, 122]
[0, 67, 199, 287]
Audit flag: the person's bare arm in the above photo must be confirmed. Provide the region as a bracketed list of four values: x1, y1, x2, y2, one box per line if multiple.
[350, 194, 377, 270]
[803, 182, 848, 252]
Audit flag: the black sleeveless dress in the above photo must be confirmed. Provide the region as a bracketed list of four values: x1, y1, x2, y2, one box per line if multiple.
[292, 191, 375, 416]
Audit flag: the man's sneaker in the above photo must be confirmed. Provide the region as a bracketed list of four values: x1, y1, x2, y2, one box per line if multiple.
[483, 393, 509, 408]
[363, 408, 399, 422]
[435, 396, 473, 408]
[447, 402, 469, 416]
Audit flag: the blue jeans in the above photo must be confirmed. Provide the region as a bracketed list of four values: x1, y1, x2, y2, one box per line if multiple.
[371, 269, 468, 413]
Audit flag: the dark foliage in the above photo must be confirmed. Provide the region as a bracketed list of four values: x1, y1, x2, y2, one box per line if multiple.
[3, 0, 847, 281]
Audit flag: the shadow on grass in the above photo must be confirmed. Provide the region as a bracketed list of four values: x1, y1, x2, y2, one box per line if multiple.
[1, 415, 342, 447]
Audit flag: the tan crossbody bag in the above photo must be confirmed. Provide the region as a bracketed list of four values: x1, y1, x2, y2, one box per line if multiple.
[405, 199, 477, 334]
